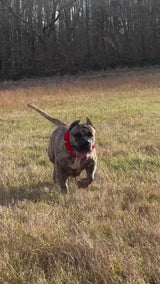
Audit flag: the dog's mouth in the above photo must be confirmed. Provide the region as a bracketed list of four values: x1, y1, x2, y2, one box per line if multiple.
[75, 150, 91, 160]
[73, 145, 92, 160]
[71, 142, 95, 159]
[74, 145, 92, 154]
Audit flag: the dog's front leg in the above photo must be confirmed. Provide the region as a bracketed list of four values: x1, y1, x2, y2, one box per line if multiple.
[78, 160, 97, 188]
[54, 164, 68, 194]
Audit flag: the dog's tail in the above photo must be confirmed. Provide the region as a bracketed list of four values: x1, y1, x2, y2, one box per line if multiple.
[27, 104, 67, 127]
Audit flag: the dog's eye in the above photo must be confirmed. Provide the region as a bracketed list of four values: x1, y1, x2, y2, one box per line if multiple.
[75, 132, 82, 139]
[87, 132, 93, 138]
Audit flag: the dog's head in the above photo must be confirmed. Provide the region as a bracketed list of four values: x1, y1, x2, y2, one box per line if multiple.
[69, 118, 96, 153]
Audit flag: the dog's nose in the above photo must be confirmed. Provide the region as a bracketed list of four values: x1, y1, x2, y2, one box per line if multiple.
[81, 140, 91, 151]
[84, 140, 90, 147]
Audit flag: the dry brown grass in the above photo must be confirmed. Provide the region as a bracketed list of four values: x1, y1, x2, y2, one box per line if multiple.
[0, 68, 160, 283]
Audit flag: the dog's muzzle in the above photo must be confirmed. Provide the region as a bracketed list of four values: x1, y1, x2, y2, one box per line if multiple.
[78, 139, 92, 152]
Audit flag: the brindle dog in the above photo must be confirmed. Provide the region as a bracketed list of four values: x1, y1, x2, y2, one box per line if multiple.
[28, 104, 97, 193]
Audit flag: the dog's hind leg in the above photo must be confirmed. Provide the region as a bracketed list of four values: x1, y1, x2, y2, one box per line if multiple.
[54, 164, 68, 194]
[53, 169, 56, 183]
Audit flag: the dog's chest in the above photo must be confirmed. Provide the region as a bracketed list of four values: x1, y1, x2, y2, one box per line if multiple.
[61, 157, 87, 177]
[67, 168, 82, 177]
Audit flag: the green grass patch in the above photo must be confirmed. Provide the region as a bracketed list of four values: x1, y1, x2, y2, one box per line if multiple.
[103, 155, 160, 172]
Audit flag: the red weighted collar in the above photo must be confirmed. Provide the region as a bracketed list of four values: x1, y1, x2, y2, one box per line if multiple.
[64, 130, 95, 158]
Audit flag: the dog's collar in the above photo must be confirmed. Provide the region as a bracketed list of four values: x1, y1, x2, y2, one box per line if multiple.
[64, 130, 95, 158]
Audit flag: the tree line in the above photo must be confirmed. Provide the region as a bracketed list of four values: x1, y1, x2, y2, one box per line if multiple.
[0, 0, 160, 80]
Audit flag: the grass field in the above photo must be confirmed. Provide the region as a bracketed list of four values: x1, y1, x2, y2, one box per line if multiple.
[0, 69, 160, 283]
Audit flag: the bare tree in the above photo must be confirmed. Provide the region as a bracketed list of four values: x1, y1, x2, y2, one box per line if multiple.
[0, 0, 160, 80]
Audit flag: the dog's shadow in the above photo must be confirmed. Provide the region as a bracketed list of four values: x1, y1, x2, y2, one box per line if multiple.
[0, 181, 57, 206]
[0, 175, 101, 206]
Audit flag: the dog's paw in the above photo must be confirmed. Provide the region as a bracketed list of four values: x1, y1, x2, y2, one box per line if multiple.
[78, 178, 89, 189]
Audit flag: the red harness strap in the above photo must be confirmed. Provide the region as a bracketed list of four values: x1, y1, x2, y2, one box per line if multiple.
[64, 130, 95, 158]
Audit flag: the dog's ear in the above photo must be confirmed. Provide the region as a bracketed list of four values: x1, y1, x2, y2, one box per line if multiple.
[69, 120, 80, 131]
[87, 117, 95, 129]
